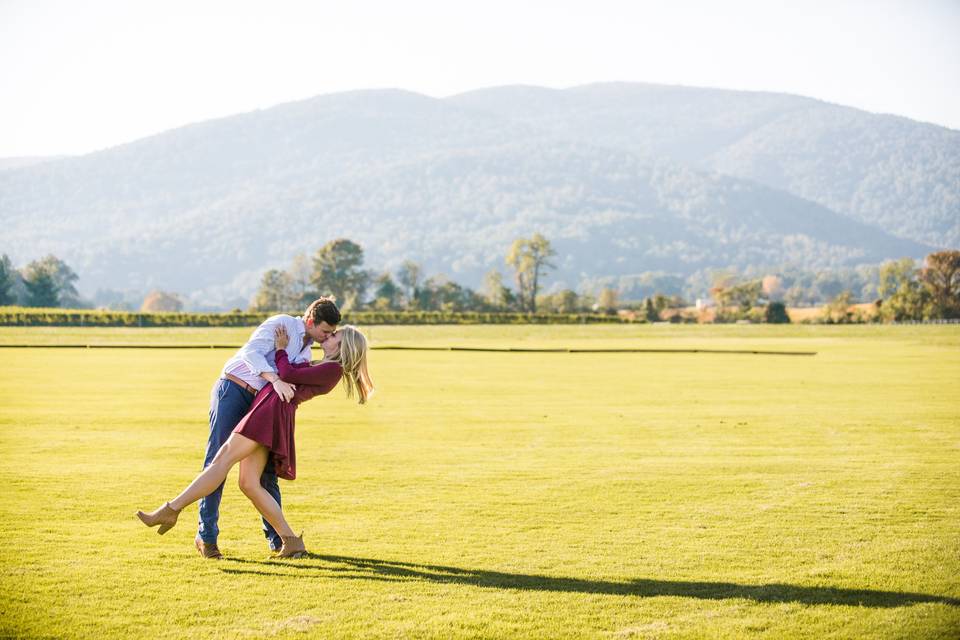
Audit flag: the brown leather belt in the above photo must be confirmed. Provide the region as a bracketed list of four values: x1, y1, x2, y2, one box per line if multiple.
[223, 373, 257, 395]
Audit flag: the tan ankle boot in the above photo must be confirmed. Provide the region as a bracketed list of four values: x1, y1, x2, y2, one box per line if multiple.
[136, 502, 180, 535]
[278, 533, 306, 558]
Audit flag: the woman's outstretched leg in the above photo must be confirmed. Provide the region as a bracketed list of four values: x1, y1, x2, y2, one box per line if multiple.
[169, 434, 262, 511]
[137, 433, 261, 534]
[237, 446, 295, 539]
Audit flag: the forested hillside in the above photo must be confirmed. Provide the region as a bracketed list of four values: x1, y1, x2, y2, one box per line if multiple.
[1, 83, 952, 308]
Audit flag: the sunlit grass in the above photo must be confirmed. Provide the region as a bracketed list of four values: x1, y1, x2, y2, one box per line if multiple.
[0, 326, 958, 638]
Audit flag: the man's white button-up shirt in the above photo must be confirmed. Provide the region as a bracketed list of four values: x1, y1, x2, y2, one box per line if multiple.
[221, 314, 313, 391]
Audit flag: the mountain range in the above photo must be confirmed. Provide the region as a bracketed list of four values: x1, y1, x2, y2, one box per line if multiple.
[1, 83, 956, 309]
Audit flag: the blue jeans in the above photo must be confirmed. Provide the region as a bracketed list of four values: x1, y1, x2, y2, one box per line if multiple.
[197, 378, 283, 550]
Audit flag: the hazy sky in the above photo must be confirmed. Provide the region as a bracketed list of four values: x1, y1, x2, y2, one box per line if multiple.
[1, 0, 958, 157]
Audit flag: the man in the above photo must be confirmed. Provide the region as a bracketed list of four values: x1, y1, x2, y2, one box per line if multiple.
[195, 296, 340, 559]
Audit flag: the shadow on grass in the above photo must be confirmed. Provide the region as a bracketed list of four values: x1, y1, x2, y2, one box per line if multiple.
[220, 554, 959, 608]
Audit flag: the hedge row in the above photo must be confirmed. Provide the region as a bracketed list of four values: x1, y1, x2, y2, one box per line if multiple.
[0, 307, 633, 327]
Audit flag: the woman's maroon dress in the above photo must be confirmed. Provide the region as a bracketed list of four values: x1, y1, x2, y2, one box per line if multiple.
[233, 350, 342, 480]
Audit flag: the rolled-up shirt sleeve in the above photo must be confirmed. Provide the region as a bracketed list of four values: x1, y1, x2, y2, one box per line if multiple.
[238, 319, 280, 376]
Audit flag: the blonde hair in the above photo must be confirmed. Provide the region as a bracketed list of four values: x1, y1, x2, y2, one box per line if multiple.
[335, 325, 374, 404]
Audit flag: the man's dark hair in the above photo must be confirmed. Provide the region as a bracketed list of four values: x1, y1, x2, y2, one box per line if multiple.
[304, 296, 341, 326]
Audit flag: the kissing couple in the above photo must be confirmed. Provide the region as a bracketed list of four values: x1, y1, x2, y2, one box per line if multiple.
[137, 296, 374, 559]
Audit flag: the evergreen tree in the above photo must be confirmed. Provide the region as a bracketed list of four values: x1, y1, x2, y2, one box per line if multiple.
[22, 268, 58, 307]
[643, 298, 660, 322]
[20, 255, 81, 308]
[372, 273, 401, 310]
[33, 255, 81, 306]
[311, 239, 369, 310]
[0, 254, 18, 305]
[764, 301, 791, 324]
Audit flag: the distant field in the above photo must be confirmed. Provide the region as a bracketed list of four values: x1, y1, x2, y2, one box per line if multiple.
[0, 325, 958, 639]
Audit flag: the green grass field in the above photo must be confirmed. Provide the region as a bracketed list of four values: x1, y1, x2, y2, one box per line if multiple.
[1, 325, 958, 639]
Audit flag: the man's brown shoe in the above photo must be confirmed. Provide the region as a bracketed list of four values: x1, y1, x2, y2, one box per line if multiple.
[195, 536, 223, 560]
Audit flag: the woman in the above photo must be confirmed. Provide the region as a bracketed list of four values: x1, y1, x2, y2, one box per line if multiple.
[137, 324, 374, 558]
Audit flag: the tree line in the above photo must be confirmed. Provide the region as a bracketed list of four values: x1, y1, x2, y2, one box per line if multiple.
[0, 254, 189, 312]
[706, 252, 960, 323]
[0, 309, 628, 327]
[249, 234, 571, 314]
[4, 243, 958, 323]
[0, 254, 83, 308]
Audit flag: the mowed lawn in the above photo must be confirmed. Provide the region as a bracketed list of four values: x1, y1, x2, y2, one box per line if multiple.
[0, 325, 958, 639]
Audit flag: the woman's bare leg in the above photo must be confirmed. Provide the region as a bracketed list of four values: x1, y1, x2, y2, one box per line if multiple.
[238, 446, 295, 539]
[168, 434, 261, 512]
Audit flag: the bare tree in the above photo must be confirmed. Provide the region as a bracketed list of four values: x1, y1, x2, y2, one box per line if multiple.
[251, 269, 297, 312]
[597, 288, 619, 314]
[288, 253, 314, 306]
[506, 233, 556, 312]
[482, 269, 512, 310]
[396, 260, 422, 309]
